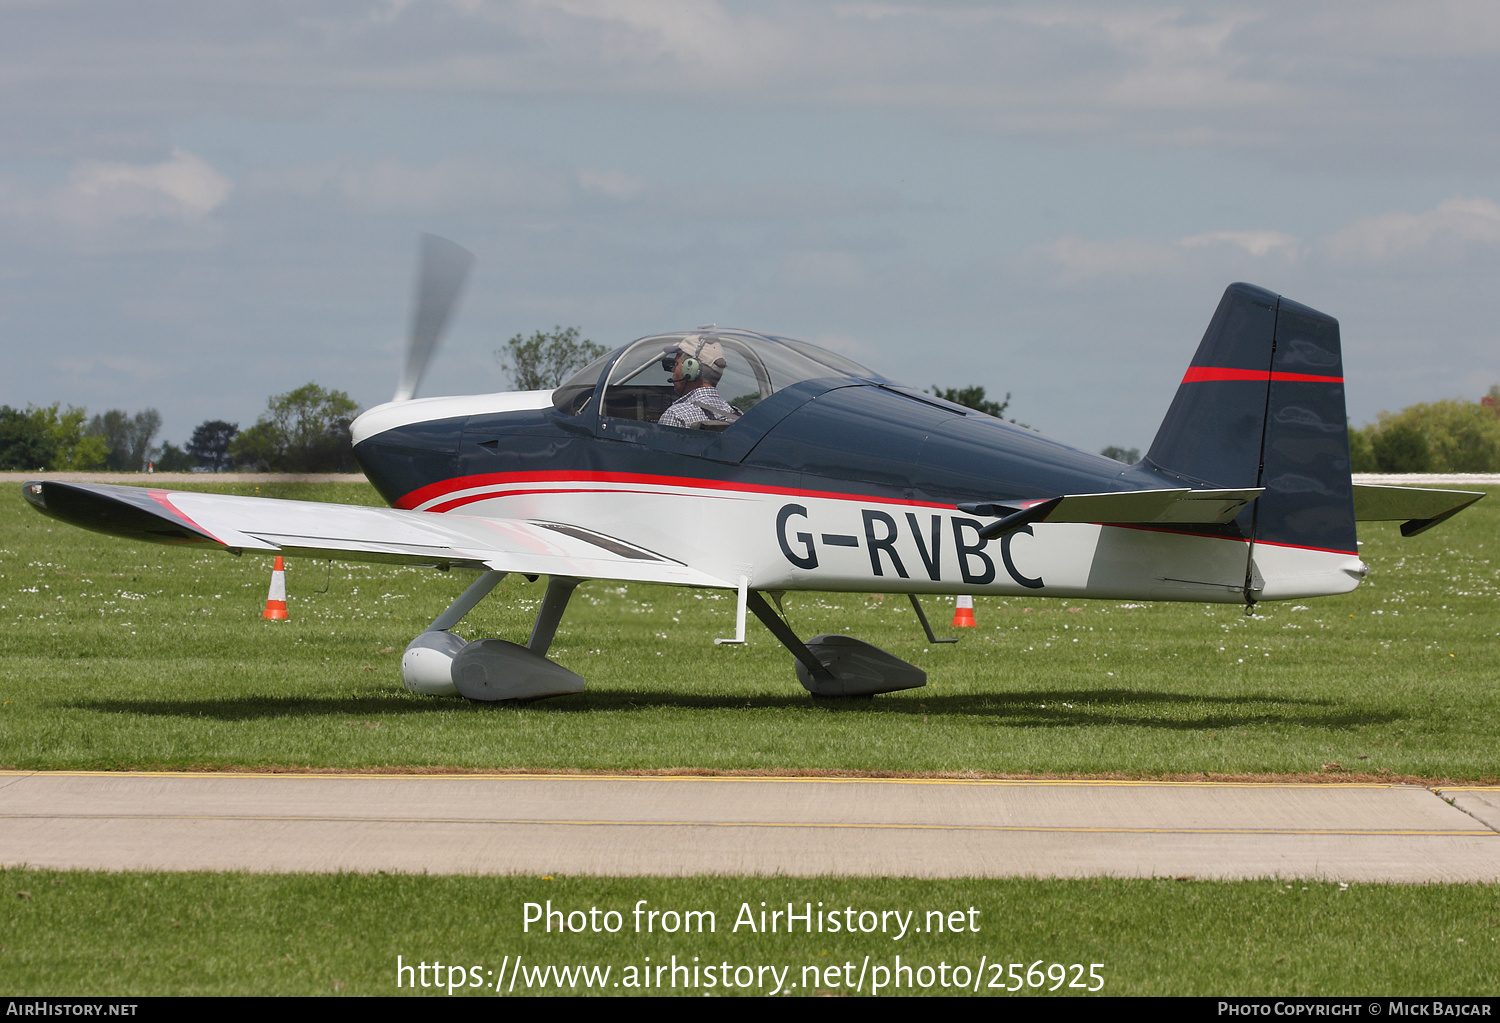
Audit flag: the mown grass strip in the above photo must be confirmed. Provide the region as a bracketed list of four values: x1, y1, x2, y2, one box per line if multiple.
[1, 482, 1496, 779]
[2, 869, 1496, 996]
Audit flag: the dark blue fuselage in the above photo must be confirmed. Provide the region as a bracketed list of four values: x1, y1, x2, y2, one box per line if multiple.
[354, 377, 1203, 526]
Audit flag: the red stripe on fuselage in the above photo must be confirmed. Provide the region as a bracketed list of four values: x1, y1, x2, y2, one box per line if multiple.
[427, 486, 761, 514]
[401, 473, 1359, 556]
[398, 470, 959, 513]
[1181, 367, 1344, 384]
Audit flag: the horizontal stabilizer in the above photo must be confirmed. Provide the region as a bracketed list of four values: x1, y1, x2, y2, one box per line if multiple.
[967, 488, 1261, 538]
[1044, 488, 1262, 524]
[1351, 484, 1486, 537]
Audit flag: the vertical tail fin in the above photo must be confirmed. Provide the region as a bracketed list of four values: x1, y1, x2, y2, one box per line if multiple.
[1146, 283, 1357, 557]
[1146, 282, 1279, 490]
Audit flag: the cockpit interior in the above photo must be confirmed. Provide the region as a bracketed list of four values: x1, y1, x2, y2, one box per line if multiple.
[551, 330, 885, 430]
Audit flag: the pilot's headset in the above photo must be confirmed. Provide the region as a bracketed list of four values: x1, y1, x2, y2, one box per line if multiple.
[674, 335, 707, 382]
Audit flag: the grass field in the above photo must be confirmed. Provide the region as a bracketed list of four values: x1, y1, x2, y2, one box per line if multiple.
[3, 479, 1497, 998]
[1, 479, 1497, 778]
[3, 869, 1497, 996]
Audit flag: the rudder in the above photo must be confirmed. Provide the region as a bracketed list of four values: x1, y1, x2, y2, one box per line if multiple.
[1256, 296, 1356, 556]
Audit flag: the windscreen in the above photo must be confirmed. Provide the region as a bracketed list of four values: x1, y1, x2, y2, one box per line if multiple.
[553, 330, 882, 422]
[551, 348, 624, 415]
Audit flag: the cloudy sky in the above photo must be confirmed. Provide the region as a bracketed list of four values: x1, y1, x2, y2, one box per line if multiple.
[3, 1, 1499, 455]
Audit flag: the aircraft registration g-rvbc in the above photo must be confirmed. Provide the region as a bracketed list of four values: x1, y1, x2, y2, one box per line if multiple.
[22, 236, 1485, 701]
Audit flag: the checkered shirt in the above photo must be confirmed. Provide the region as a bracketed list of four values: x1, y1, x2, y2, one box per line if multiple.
[657, 386, 739, 428]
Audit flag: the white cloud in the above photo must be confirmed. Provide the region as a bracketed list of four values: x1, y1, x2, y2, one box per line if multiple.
[334, 157, 568, 211]
[578, 168, 645, 199]
[64, 148, 231, 222]
[244, 155, 892, 222]
[52, 353, 166, 382]
[1030, 235, 1182, 279]
[3, 2, 1499, 165]
[529, 0, 772, 72]
[0, 148, 232, 250]
[1295, 4, 1500, 59]
[1015, 6, 1280, 111]
[245, 156, 572, 212]
[0, 149, 231, 227]
[1322, 198, 1500, 263]
[1180, 230, 1299, 259]
[1036, 198, 1500, 278]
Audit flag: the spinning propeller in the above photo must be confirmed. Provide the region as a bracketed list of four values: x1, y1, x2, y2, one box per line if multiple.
[393, 233, 475, 402]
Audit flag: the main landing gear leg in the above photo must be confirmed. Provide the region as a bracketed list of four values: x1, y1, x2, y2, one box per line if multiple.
[908, 594, 958, 644]
[400, 571, 587, 703]
[745, 591, 926, 698]
[528, 576, 582, 655]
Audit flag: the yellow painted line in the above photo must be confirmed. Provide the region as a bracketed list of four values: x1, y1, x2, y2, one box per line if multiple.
[1, 813, 1489, 837]
[0, 770, 1413, 790]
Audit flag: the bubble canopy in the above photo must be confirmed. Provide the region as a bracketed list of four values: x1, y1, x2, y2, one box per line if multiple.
[551, 329, 889, 423]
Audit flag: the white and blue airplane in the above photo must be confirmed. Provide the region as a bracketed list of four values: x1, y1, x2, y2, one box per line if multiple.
[23, 237, 1484, 702]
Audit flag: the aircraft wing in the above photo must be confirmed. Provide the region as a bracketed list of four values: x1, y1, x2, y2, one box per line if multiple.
[1351, 483, 1487, 537]
[21, 480, 731, 589]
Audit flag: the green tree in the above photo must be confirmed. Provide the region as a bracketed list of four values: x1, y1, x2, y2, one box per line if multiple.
[87, 408, 162, 471]
[496, 327, 607, 391]
[1397, 400, 1500, 471]
[0, 406, 57, 470]
[186, 420, 239, 472]
[87, 410, 129, 469]
[50, 405, 109, 470]
[1371, 421, 1433, 472]
[154, 442, 197, 471]
[930, 385, 1010, 418]
[1100, 446, 1140, 464]
[1353, 395, 1500, 473]
[229, 383, 359, 472]
[929, 385, 1031, 429]
[0, 404, 107, 470]
[1347, 427, 1376, 473]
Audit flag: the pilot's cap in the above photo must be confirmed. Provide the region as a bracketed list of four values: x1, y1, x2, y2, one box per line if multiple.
[663, 335, 727, 383]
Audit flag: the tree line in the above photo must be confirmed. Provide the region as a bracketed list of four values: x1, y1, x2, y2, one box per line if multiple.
[1, 328, 599, 474]
[934, 383, 1500, 473]
[1349, 386, 1500, 473]
[11, 329, 1493, 475]
[0, 384, 359, 473]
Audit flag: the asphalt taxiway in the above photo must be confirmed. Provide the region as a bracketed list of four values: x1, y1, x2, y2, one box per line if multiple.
[2, 771, 1496, 881]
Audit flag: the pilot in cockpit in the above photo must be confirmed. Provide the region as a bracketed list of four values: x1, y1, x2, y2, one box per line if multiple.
[657, 336, 742, 429]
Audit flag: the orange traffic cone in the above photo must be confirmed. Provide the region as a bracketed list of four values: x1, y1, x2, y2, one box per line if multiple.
[262, 556, 289, 619]
[951, 594, 976, 628]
